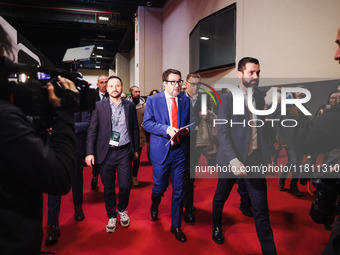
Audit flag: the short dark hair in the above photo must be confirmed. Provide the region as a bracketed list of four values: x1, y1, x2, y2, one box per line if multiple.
[107, 75, 123, 86]
[186, 72, 201, 81]
[129, 85, 139, 93]
[237, 57, 260, 72]
[162, 69, 181, 82]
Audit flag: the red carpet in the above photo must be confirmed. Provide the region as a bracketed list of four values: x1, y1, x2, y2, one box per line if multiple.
[41, 148, 330, 255]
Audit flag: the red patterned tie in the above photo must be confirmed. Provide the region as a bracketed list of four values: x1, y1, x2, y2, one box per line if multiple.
[170, 97, 179, 145]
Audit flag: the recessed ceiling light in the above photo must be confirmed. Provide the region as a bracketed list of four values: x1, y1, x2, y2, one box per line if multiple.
[96, 55, 103, 58]
[96, 66, 101, 69]
[200, 37, 209, 40]
[97, 46, 104, 50]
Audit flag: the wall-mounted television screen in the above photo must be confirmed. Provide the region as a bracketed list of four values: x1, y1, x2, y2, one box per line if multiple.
[189, 3, 236, 73]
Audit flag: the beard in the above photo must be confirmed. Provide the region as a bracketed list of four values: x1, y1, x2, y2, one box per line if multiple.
[132, 97, 139, 105]
[111, 91, 122, 98]
[242, 77, 259, 88]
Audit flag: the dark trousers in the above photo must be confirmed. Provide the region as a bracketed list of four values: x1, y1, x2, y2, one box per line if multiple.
[132, 147, 142, 177]
[212, 150, 277, 255]
[323, 213, 340, 255]
[48, 155, 84, 225]
[281, 147, 303, 186]
[237, 179, 251, 206]
[100, 146, 132, 218]
[151, 146, 186, 228]
[92, 164, 100, 177]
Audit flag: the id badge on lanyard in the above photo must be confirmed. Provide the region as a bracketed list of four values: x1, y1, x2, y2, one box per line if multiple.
[109, 131, 121, 146]
[109, 106, 122, 147]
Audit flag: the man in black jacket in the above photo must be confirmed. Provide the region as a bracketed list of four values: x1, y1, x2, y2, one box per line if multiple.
[0, 24, 79, 255]
[270, 27, 340, 255]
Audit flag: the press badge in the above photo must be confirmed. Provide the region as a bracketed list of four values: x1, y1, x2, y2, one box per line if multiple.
[109, 131, 121, 146]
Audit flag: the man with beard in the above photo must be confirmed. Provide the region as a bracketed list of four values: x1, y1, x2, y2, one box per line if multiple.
[127, 86, 146, 186]
[85, 76, 139, 233]
[143, 69, 191, 242]
[212, 57, 277, 255]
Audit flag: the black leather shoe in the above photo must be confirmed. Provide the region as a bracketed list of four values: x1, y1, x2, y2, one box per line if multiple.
[184, 210, 195, 223]
[75, 208, 85, 221]
[45, 225, 60, 246]
[170, 226, 187, 242]
[91, 177, 98, 190]
[212, 226, 224, 244]
[240, 204, 253, 217]
[150, 203, 158, 221]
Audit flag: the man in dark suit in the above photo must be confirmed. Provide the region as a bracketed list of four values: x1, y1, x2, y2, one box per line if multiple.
[85, 75, 139, 233]
[45, 111, 90, 246]
[143, 69, 191, 242]
[212, 57, 277, 255]
[91, 75, 108, 189]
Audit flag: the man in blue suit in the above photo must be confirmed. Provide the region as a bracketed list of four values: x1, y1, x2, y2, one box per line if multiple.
[143, 69, 191, 242]
[212, 57, 277, 255]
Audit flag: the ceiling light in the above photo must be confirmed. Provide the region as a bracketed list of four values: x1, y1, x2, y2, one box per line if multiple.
[96, 66, 101, 69]
[96, 55, 103, 58]
[200, 37, 209, 40]
[98, 35, 106, 38]
[97, 46, 104, 50]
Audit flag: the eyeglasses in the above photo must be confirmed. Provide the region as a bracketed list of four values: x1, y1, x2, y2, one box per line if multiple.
[165, 80, 183, 86]
[188, 82, 199, 87]
[330, 97, 338, 100]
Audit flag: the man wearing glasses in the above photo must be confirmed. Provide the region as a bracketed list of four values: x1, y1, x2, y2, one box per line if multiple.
[143, 69, 191, 242]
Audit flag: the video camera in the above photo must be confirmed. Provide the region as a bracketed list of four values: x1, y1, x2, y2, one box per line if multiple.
[0, 45, 96, 116]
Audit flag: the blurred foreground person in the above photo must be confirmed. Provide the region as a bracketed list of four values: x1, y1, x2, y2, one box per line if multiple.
[0, 24, 79, 255]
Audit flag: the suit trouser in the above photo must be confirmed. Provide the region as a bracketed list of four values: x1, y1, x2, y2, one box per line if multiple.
[100, 146, 132, 218]
[212, 150, 277, 255]
[151, 146, 186, 228]
[281, 147, 304, 186]
[48, 155, 84, 225]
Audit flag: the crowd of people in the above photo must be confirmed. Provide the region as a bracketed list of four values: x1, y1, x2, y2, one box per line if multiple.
[1, 22, 340, 255]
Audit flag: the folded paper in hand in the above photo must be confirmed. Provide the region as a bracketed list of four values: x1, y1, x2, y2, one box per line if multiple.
[165, 122, 195, 146]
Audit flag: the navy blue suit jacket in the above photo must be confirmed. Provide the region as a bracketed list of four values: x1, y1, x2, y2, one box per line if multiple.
[216, 89, 271, 166]
[86, 98, 139, 164]
[143, 91, 191, 164]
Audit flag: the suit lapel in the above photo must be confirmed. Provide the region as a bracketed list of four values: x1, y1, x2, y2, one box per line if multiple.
[122, 99, 129, 128]
[104, 98, 112, 129]
[159, 91, 170, 125]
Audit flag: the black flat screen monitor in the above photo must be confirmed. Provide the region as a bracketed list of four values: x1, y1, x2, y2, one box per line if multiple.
[189, 3, 236, 73]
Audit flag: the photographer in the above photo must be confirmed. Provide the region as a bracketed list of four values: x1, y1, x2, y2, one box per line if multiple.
[0, 24, 79, 255]
[269, 27, 340, 255]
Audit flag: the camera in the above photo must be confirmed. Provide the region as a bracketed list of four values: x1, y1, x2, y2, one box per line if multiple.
[0, 56, 96, 116]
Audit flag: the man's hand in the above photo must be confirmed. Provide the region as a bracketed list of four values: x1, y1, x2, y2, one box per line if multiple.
[134, 152, 139, 161]
[167, 126, 178, 137]
[47, 76, 78, 108]
[85, 155, 95, 167]
[230, 158, 247, 176]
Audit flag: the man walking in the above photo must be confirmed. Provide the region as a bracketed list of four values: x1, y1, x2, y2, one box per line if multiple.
[86, 76, 139, 233]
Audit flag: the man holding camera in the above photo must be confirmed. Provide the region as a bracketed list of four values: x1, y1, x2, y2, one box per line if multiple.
[0, 25, 79, 255]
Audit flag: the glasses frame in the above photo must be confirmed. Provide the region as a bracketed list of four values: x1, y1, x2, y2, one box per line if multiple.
[165, 80, 183, 86]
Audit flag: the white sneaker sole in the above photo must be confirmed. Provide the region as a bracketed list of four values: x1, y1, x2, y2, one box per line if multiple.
[120, 219, 130, 228]
[106, 225, 116, 233]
